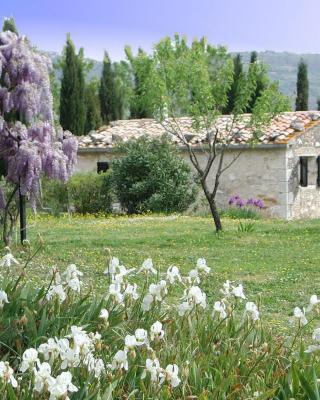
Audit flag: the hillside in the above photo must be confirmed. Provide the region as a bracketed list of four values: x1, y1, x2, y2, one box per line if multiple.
[49, 50, 320, 110]
[239, 51, 320, 109]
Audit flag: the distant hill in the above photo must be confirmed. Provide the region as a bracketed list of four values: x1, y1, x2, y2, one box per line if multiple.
[238, 51, 320, 110]
[49, 50, 320, 110]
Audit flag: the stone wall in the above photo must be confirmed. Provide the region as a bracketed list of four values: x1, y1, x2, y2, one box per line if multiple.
[77, 145, 289, 218]
[180, 147, 287, 218]
[287, 124, 320, 219]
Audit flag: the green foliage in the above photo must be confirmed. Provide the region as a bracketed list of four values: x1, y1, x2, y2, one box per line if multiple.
[2, 17, 18, 34]
[237, 220, 256, 232]
[220, 207, 261, 220]
[68, 171, 113, 214]
[112, 136, 197, 214]
[84, 80, 101, 133]
[295, 59, 309, 111]
[99, 52, 119, 124]
[113, 60, 133, 120]
[224, 53, 245, 114]
[125, 46, 153, 118]
[2, 242, 320, 398]
[246, 51, 268, 112]
[40, 178, 69, 215]
[41, 172, 113, 215]
[59, 35, 86, 135]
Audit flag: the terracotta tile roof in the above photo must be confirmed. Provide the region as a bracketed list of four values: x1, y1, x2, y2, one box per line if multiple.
[77, 111, 320, 149]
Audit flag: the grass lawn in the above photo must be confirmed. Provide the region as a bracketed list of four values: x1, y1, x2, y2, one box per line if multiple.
[14, 214, 320, 329]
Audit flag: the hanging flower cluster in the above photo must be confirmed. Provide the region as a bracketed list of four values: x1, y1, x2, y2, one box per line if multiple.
[0, 30, 77, 205]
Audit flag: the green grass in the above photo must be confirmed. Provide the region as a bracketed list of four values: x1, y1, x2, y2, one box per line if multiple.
[13, 214, 320, 328]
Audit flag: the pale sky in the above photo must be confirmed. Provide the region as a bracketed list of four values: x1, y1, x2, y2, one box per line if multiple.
[2, 0, 320, 61]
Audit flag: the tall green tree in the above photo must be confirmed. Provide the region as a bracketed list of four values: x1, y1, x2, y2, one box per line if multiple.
[295, 59, 309, 111]
[224, 54, 244, 114]
[125, 46, 152, 119]
[99, 52, 117, 124]
[60, 35, 79, 133]
[113, 61, 133, 120]
[84, 80, 101, 133]
[139, 35, 290, 232]
[2, 17, 18, 34]
[246, 51, 267, 112]
[75, 48, 86, 133]
[59, 35, 86, 135]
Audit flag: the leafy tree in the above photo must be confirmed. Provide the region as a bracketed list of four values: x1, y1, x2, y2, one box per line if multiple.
[125, 46, 152, 118]
[138, 35, 290, 232]
[224, 54, 244, 114]
[99, 52, 118, 124]
[112, 136, 197, 214]
[295, 59, 309, 111]
[59, 35, 86, 135]
[84, 80, 102, 133]
[0, 30, 77, 243]
[113, 61, 133, 120]
[2, 17, 18, 34]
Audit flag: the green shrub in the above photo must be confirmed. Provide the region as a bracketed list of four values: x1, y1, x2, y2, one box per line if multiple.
[68, 171, 113, 214]
[112, 136, 197, 214]
[40, 178, 69, 214]
[41, 172, 113, 215]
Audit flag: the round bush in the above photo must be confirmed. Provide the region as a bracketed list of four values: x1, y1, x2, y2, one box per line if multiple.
[112, 136, 197, 214]
[41, 172, 113, 215]
[68, 171, 113, 214]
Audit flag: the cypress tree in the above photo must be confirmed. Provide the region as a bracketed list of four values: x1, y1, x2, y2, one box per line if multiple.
[60, 35, 79, 134]
[317, 97, 320, 111]
[250, 51, 258, 64]
[84, 80, 101, 133]
[59, 35, 86, 135]
[99, 52, 117, 124]
[246, 51, 267, 112]
[224, 54, 244, 114]
[2, 17, 18, 34]
[75, 48, 86, 134]
[295, 59, 309, 111]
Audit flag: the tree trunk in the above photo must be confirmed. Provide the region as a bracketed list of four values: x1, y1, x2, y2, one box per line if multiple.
[208, 197, 222, 232]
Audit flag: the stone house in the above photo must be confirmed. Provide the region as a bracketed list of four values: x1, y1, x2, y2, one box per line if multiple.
[76, 111, 320, 219]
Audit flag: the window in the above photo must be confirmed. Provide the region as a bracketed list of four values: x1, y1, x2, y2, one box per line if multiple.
[317, 156, 320, 187]
[97, 161, 109, 174]
[300, 156, 308, 187]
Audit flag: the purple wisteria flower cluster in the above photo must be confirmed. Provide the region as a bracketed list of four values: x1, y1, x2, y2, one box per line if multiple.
[228, 195, 264, 209]
[0, 30, 78, 205]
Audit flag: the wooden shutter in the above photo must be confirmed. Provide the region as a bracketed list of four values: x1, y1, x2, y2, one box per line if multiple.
[300, 156, 308, 187]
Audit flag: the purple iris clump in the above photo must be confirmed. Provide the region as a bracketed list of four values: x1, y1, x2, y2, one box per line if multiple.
[228, 195, 241, 206]
[235, 198, 245, 208]
[253, 199, 264, 209]
[229, 195, 265, 210]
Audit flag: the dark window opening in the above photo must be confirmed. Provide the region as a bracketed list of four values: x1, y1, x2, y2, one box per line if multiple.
[317, 156, 320, 187]
[97, 161, 109, 174]
[300, 156, 308, 187]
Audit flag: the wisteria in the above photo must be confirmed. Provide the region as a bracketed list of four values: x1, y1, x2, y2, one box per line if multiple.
[0, 30, 77, 241]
